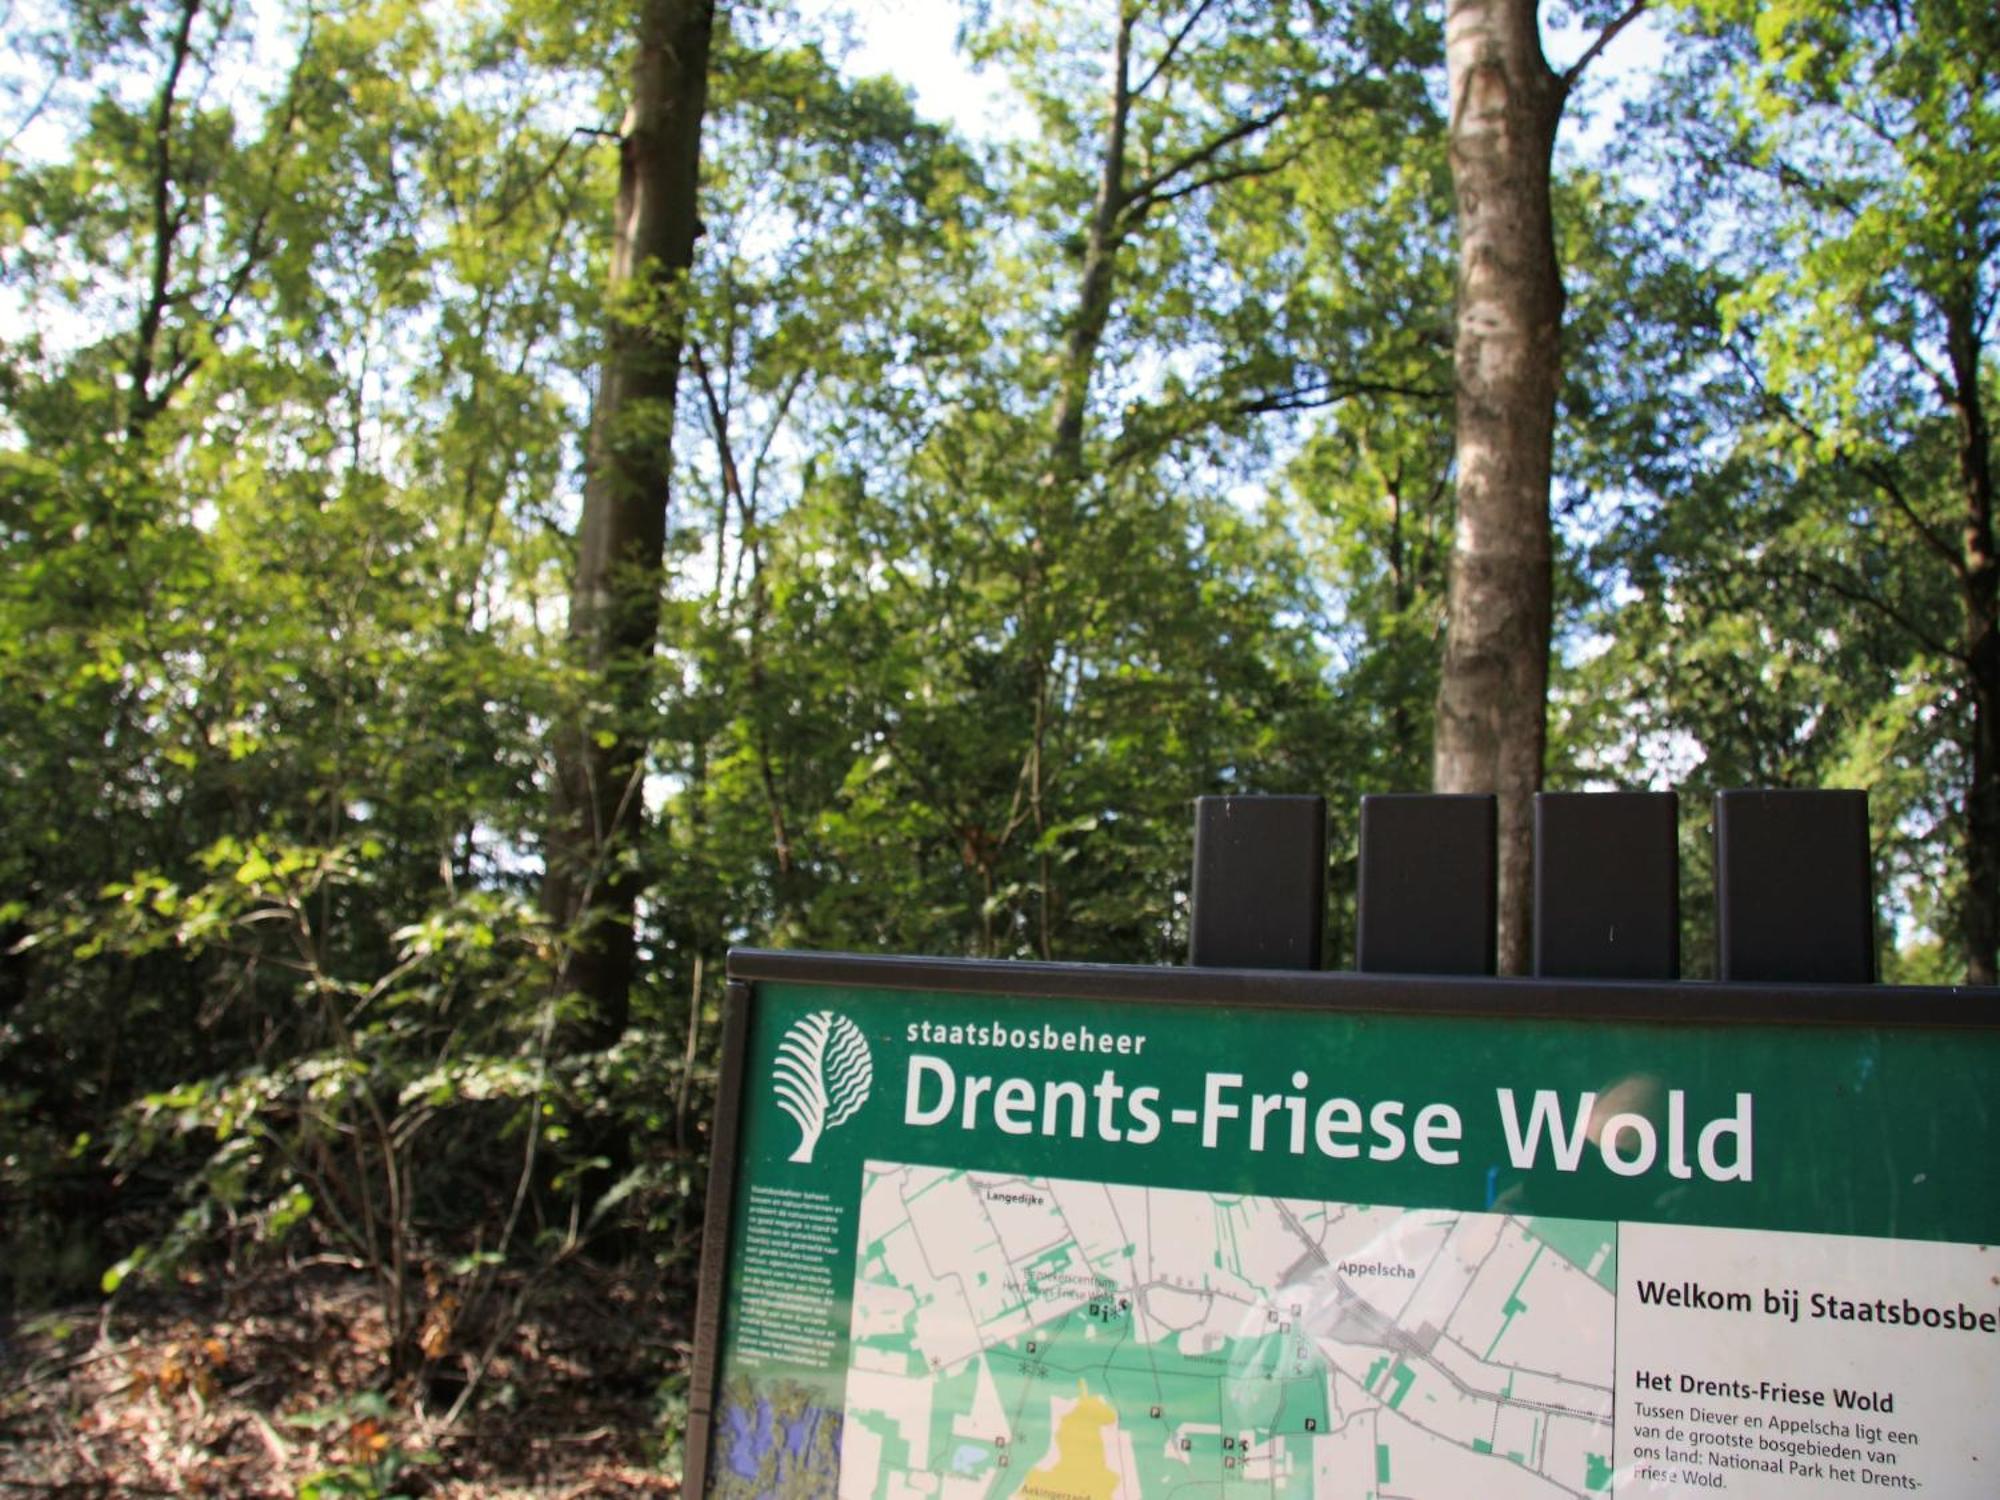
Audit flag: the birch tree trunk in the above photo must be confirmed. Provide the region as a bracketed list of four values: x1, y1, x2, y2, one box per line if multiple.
[545, 0, 715, 1046]
[1434, 0, 1565, 974]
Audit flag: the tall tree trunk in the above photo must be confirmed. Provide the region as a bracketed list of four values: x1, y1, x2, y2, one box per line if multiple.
[1046, 9, 1134, 491]
[1005, 2, 1288, 957]
[1015, 7, 1137, 958]
[1434, 0, 1565, 974]
[1967, 654, 1999, 987]
[1944, 295, 1999, 985]
[545, 0, 715, 1047]
[127, 0, 201, 441]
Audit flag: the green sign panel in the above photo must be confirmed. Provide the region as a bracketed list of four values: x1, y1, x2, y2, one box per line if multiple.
[689, 955, 2000, 1500]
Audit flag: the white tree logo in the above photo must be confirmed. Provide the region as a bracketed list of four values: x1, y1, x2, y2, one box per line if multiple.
[772, 1011, 873, 1164]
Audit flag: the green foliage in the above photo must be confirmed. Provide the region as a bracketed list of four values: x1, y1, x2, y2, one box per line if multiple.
[2, 0, 605, 1321]
[1, 0, 1991, 1458]
[289, 1391, 439, 1499]
[1563, 0, 1999, 976]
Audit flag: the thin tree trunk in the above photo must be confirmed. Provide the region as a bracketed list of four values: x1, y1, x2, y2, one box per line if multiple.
[1968, 667, 1999, 986]
[1944, 296, 1999, 985]
[1385, 460, 1415, 752]
[1434, 0, 1565, 975]
[1011, 2, 1288, 958]
[126, 0, 200, 441]
[1011, 8, 1138, 957]
[545, 0, 715, 1047]
[1046, 10, 1135, 489]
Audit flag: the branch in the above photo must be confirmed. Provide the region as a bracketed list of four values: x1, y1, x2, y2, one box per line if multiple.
[1108, 375, 1448, 468]
[1864, 455, 1970, 576]
[1238, 376, 1451, 411]
[1131, 145, 1295, 215]
[688, 339, 747, 533]
[128, 0, 203, 437]
[130, 1, 313, 431]
[1774, 560, 1962, 662]
[746, 368, 808, 513]
[1560, 0, 1649, 94]
[1130, 0, 1218, 99]
[481, 123, 601, 231]
[873, 722, 975, 857]
[1, 54, 63, 152]
[1733, 342, 1967, 578]
[691, 337, 749, 605]
[1762, 153, 1865, 219]
[1884, 324, 1961, 414]
[1120, 102, 1286, 221]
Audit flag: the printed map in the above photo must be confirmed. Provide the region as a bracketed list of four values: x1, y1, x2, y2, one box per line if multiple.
[841, 1163, 1617, 1499]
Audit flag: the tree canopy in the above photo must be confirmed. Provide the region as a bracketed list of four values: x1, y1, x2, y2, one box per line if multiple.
[1, 0, 1990, 1475]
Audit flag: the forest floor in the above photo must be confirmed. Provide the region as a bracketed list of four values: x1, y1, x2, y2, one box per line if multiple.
[0, 1258, 690, 1497]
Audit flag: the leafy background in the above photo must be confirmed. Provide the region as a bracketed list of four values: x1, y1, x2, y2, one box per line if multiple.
[1, 0, 1993, 1492]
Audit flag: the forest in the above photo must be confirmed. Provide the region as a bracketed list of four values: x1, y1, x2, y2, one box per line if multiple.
[0, 0, 1994, 1492]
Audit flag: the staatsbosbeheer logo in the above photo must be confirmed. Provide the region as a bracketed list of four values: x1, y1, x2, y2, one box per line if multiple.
[772, 1010, 874, 1164]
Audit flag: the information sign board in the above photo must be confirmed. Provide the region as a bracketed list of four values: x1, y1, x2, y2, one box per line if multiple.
[688, 951, 2000, 1500]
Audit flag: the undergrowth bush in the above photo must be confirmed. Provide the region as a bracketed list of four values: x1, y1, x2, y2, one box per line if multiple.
[4, 837, 720, 1424]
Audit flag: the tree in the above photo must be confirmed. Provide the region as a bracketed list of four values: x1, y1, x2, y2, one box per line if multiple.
[925, 0, 1444, 959]
[542, 0, 716, 1046]
[643, 30, 995, 966]
[1434, 0, 1646, 972]
[0, 0, 588, 1314]
[1704, 0, 1997, 982]
[1569, 0, 1997, 982]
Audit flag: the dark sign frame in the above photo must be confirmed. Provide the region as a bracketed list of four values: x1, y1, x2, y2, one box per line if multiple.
[687, 947, 2000, 1498]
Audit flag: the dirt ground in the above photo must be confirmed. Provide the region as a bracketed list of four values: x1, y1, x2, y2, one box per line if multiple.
[0, 1258, 692, 1497]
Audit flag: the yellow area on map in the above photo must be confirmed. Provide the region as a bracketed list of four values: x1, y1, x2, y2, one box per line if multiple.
[1018, 1380, 1121, 1500]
